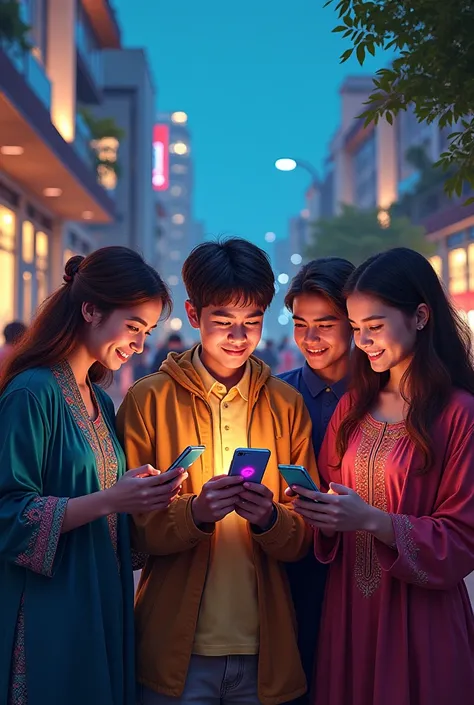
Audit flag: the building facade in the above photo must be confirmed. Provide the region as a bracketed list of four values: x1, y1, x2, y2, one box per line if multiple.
[85, 48, 156, 265]
[0, 0, 120, 331]
[152, 111, 201, 340]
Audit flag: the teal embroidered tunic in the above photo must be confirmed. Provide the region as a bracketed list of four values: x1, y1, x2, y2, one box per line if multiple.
[0, 363, 136, 705]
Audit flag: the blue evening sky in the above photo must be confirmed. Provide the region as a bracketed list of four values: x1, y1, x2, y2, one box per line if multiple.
[113, 0, 382, 246]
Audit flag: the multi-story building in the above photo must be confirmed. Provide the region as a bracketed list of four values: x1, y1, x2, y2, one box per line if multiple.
[85, 48, 156, 265]
[0, 0, 120, 331]
[152, 111, 201, 340]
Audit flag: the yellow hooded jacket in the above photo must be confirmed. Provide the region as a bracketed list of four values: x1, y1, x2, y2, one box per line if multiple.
[116, 347, 320, 705]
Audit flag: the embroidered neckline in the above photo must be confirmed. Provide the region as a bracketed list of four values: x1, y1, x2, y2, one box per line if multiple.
[51, 359, 119, 553]
[362, 413, 407, 436]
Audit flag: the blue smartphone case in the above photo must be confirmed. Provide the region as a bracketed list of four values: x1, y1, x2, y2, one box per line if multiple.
[228, 448, 271, 483]
[278, 464, 320, 493]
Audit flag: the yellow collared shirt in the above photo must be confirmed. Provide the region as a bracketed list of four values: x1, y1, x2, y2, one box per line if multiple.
[192, 348, 259, 656]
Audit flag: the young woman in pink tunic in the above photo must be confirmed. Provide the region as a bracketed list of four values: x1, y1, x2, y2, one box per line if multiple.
[290, 248, 474, 705]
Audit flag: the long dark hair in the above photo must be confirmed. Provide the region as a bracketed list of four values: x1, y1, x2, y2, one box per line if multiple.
[337, 248, 474, 470]
[0, 246, 171, 393]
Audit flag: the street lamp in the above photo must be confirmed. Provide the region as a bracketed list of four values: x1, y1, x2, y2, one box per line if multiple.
[275, 158, 320, 187]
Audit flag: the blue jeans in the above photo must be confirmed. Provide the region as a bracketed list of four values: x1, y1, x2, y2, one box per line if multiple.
[137, 655, 261, 705]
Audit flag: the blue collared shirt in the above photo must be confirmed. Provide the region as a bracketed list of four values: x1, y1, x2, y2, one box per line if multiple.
[279, 363, 347, 455]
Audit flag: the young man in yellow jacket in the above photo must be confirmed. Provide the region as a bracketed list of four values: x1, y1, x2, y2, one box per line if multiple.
[117, 238, 320, 705]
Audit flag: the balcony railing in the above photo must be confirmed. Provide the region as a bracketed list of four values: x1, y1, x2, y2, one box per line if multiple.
[75, 18, 103, 88]
[2, 43, 51, 110]
[74, 112, 96, 169]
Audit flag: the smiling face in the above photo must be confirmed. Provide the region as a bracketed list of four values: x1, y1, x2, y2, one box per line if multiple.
[83, 299, 163, 371]
[292, 293, 352, 383]
[347, 292, 428, 379]
[185, 299, 264, 382]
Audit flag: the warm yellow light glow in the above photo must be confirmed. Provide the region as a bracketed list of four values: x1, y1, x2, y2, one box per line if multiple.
[43, 187, 62, 197]
[22, 271, 32, 322]
[36, 232, 48, 260]
[170, 317, 183, 331]
[171, 111, 188, 124]
[171, 141, 188, 156]
[1, 146, 24, 156]
[0, 205, 16, 332]
[91, 137, 119, 163]
[429, 255, 442, 280]
[172, 214, 185, 225]
[97, 164, 117, 191]
[377, 209, 391, 228]
[53, 112, 75, 142]
[449, 248, 467, 294]
[22, 221, 35, 264]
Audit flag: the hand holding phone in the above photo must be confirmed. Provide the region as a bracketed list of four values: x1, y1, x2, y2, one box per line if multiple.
[192, 475, 244, 526]
[228, 448, 271, 483]
[165, 445, 205, 474]
[278, 464, 320, 502]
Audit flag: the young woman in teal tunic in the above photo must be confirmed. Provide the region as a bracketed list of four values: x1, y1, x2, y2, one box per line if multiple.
[0, 247, 187, 705]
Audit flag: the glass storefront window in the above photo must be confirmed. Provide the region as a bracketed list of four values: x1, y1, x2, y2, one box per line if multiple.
[468, 244, 474, 291]
[449, 248, 467, 294]
[0, 206, 16, 333]
[22, 221, 35, 263]
[36, 231, 49, 305]
[22, 271, 33, 322]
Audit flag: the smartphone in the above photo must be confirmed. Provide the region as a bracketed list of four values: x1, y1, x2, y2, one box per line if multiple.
[165, 445, 205, 473]
[228, 448, 271, 483]
[278, 464, 320, 498]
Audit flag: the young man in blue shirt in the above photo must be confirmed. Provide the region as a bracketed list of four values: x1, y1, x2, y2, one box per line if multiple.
[279, 257, 354, 703]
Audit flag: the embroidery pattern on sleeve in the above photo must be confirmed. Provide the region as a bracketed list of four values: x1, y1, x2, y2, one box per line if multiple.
[354, 416, 406, 598]
[15, 496, 67, 576]
[391, 513, 429, 585]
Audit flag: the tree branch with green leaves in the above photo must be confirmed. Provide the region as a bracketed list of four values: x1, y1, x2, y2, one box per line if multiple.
[327, 0, 474, 201]
[306, 204, 434, 266]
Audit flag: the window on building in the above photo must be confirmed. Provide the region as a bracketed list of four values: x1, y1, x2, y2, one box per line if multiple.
[353, 133, 377, 208]
[22, 221, 35, 264]
[468, 245, 474, 291]
[0, 206, 16, 332]
[22, 271, 33, 322]
[36, 231, 49, 305]
[447, 231, 465, 248]
[448, 247, 467, 294]
[429, 255, 443, 280]
[171, 164, 188, 175]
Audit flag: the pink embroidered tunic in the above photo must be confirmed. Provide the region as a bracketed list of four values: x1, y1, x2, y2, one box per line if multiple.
[313, 390, 474, 705]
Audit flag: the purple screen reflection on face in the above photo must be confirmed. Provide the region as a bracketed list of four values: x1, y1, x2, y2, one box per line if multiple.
[240, 466, 255, 479]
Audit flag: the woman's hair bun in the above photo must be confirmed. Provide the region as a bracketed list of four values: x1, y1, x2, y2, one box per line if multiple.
[63, 255, 84, 284]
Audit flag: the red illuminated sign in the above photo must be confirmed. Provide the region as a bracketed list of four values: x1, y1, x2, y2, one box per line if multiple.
[152, 124, 169, 191]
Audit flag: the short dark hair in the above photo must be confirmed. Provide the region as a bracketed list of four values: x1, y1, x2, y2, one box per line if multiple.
[182, 237, 275, 314]
[284, 257, 355, 314]
[4, 321, 27, 345]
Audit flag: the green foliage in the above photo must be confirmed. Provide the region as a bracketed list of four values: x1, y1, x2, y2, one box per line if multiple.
[306, 204, 433, 266]
[78, 108, 125, 142]
[326, 0, 474, 198]
[0, 0, 31, 52]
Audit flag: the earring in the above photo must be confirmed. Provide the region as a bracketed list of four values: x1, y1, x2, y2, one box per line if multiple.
[417, 324, 424, 330]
